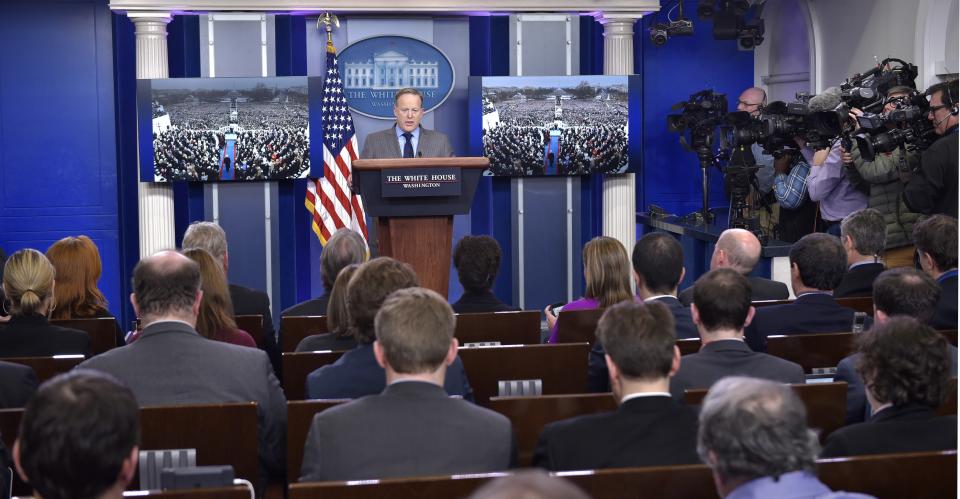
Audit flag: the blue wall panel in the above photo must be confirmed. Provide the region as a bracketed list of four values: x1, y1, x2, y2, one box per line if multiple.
[0, 0, 122, 317]
[637, 6, 754, 217]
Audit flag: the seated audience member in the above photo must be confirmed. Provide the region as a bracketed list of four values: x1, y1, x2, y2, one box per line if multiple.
[282, 228, 367, 317]
[699, 377, 874, 499]
[14, 371, 140, 499]
[305, 257, 473, 401]
[745, 233, 862, 351]
[467, 471, 590, 499]
[586, 233, 697, 392]
[833, 209, 886, 298]
[678, 228, 789, 305]
[545, 236, 633, 344]
[0, 246, 6, 318]
[300, 288, 511, 481]
[296, 264, 360, 352]
[912, 214, 958, 329]
[822, 317, 957, 457]
[79, 251, 286, 481]
[183, 248, 256, 347]
[182, 221, 280, 372]
[451, 235, 518, 313]
[0, 249, 90, 357]
[671, 269, 803, 400]
[533, 301, 699, 471]
[46, 235, 124, 345]
[0, 361, 37, 408]
[835, 268, 959, 424]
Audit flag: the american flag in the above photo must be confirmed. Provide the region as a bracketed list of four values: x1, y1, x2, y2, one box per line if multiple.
[305, 41, 368, 246]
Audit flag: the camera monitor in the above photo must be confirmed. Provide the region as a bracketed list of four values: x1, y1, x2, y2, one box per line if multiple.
[469, 75, 640, 177]
[137, 76, 311, 182]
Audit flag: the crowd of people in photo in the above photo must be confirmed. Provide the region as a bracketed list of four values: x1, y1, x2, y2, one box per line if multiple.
[151, 100, 309, 181]
[483, 95, 629, 175]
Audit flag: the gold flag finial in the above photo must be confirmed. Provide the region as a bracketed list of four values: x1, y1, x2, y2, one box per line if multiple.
[317, 12, 340, 51]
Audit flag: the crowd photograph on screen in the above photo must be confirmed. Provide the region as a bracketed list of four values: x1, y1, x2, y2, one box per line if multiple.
[149, 76, 310, 182]
[481, 75, 629, 176]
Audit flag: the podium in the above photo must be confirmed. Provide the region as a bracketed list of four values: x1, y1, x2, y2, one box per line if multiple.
[352, 157, 489, 296]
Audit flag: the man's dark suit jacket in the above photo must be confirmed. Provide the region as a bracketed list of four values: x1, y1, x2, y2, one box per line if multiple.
[300, 381, 511, 482]
[669, 339, 805, 400]
[744, 292, 863, 352]
[932, 273, 958, 330]
[79, 321, 287, 478]
[305, 343, 474, 402]
[821, 404, 958, 457]
[0, 361, 37, 408]
[678, 276, 789, 306]
[833, 262, 885, 298]
[0, 314, 90, 357]
[834, 345, 959, 424]
[451, 290, 519, 314]
[230, 284, 281, 376]
[587, 296, 697, 392]
[532, 395, 700, 471]
[281, 292, 331, 318]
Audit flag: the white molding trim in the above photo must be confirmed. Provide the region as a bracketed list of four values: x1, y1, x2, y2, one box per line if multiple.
[110, 0, 661, 14]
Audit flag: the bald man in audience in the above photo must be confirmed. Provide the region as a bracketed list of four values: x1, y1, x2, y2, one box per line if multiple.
[744, 233, 867, 351]
[834, 268, 959, 424]
[833, 208, 887, 298]
[678, 228, 789, 306]
[822, 317, 957, 457]
[533, 301, 699, 471]
[670, 269, 803, 400]
[79, 251, 287, 484]
[300, 288, 512, 482]
[912, 214, 958, 330]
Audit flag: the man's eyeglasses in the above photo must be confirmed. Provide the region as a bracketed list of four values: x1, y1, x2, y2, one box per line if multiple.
[928, 104, 951, 114]
[738, 100, 762, 108]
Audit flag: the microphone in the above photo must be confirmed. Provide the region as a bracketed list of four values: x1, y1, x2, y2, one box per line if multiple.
[417, 150, 423, 158]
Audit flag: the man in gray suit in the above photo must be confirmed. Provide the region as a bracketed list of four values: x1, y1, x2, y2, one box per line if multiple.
[670, 268, 804, 400]
[300, 287, 512, 482]
[360, 88, 454, 159]
[79, 251, 287, 482]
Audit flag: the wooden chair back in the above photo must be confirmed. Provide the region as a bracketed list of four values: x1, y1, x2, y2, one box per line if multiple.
[684, 382, 847, 441]
[488, 393, 617, 466]
[458, 343, 590, 407]
[4, 355, 84, 384]
[281, 351, 346, 400]
[280, 316, 328, 353]
[289, 450, 956, 499]
[234, 315, 264, 348]
[766, 332, 857, 373]
[454, 311, 541, 345]
[676, 338, 702, 356]
[51, 317, 119, 355]
[286, 399, 350, 483]
[554, 309, 604, 345]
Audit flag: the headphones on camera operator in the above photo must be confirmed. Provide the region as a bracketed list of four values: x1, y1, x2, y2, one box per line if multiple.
[926, 80, 959, 127]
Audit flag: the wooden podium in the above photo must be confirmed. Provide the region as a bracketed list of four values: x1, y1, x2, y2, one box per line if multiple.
[352, 157, 489, 296]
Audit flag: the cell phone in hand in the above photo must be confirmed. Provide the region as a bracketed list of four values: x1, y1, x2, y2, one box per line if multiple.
[549, 302, 565, 316]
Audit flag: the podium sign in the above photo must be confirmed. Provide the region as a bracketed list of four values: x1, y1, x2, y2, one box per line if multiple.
[353, 157, 489, 296]
[382, 167, 462, 198]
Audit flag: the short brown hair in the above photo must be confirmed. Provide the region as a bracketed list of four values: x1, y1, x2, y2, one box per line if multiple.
[375, 287, 455, 374]
[132, 252, 201, 319]
[453, 235, 502, 292]
[595, 301, 675, 381]
[693, 268, 752, 332]
[347, 257, 419, 343]
[856, 316, 950, 408]
[913, 214, 958, 272]
[394, 88, 424, 106]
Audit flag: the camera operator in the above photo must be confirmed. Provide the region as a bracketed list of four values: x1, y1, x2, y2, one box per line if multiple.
[902, 80, 959, 218]
[802, 87, 868, 236]
[733, 87, 775, 194]
[771, 150, 818, 243]
[841, 86, 923, 268]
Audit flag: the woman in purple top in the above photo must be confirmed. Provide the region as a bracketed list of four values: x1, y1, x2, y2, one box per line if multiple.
[544, 237, 634, 343]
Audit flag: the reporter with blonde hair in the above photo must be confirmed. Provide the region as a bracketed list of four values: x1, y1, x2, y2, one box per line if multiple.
[0, 249, 89, 357]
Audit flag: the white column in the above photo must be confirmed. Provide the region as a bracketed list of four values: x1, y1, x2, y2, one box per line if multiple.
[129, 12, 176, 258]
[596, 14, 640, 254]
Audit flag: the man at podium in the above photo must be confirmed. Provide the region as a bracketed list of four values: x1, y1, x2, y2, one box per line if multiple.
[360, 88, 454, 159]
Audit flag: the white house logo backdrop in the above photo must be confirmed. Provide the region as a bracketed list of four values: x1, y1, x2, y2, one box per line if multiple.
[337, 35, 455, 119]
